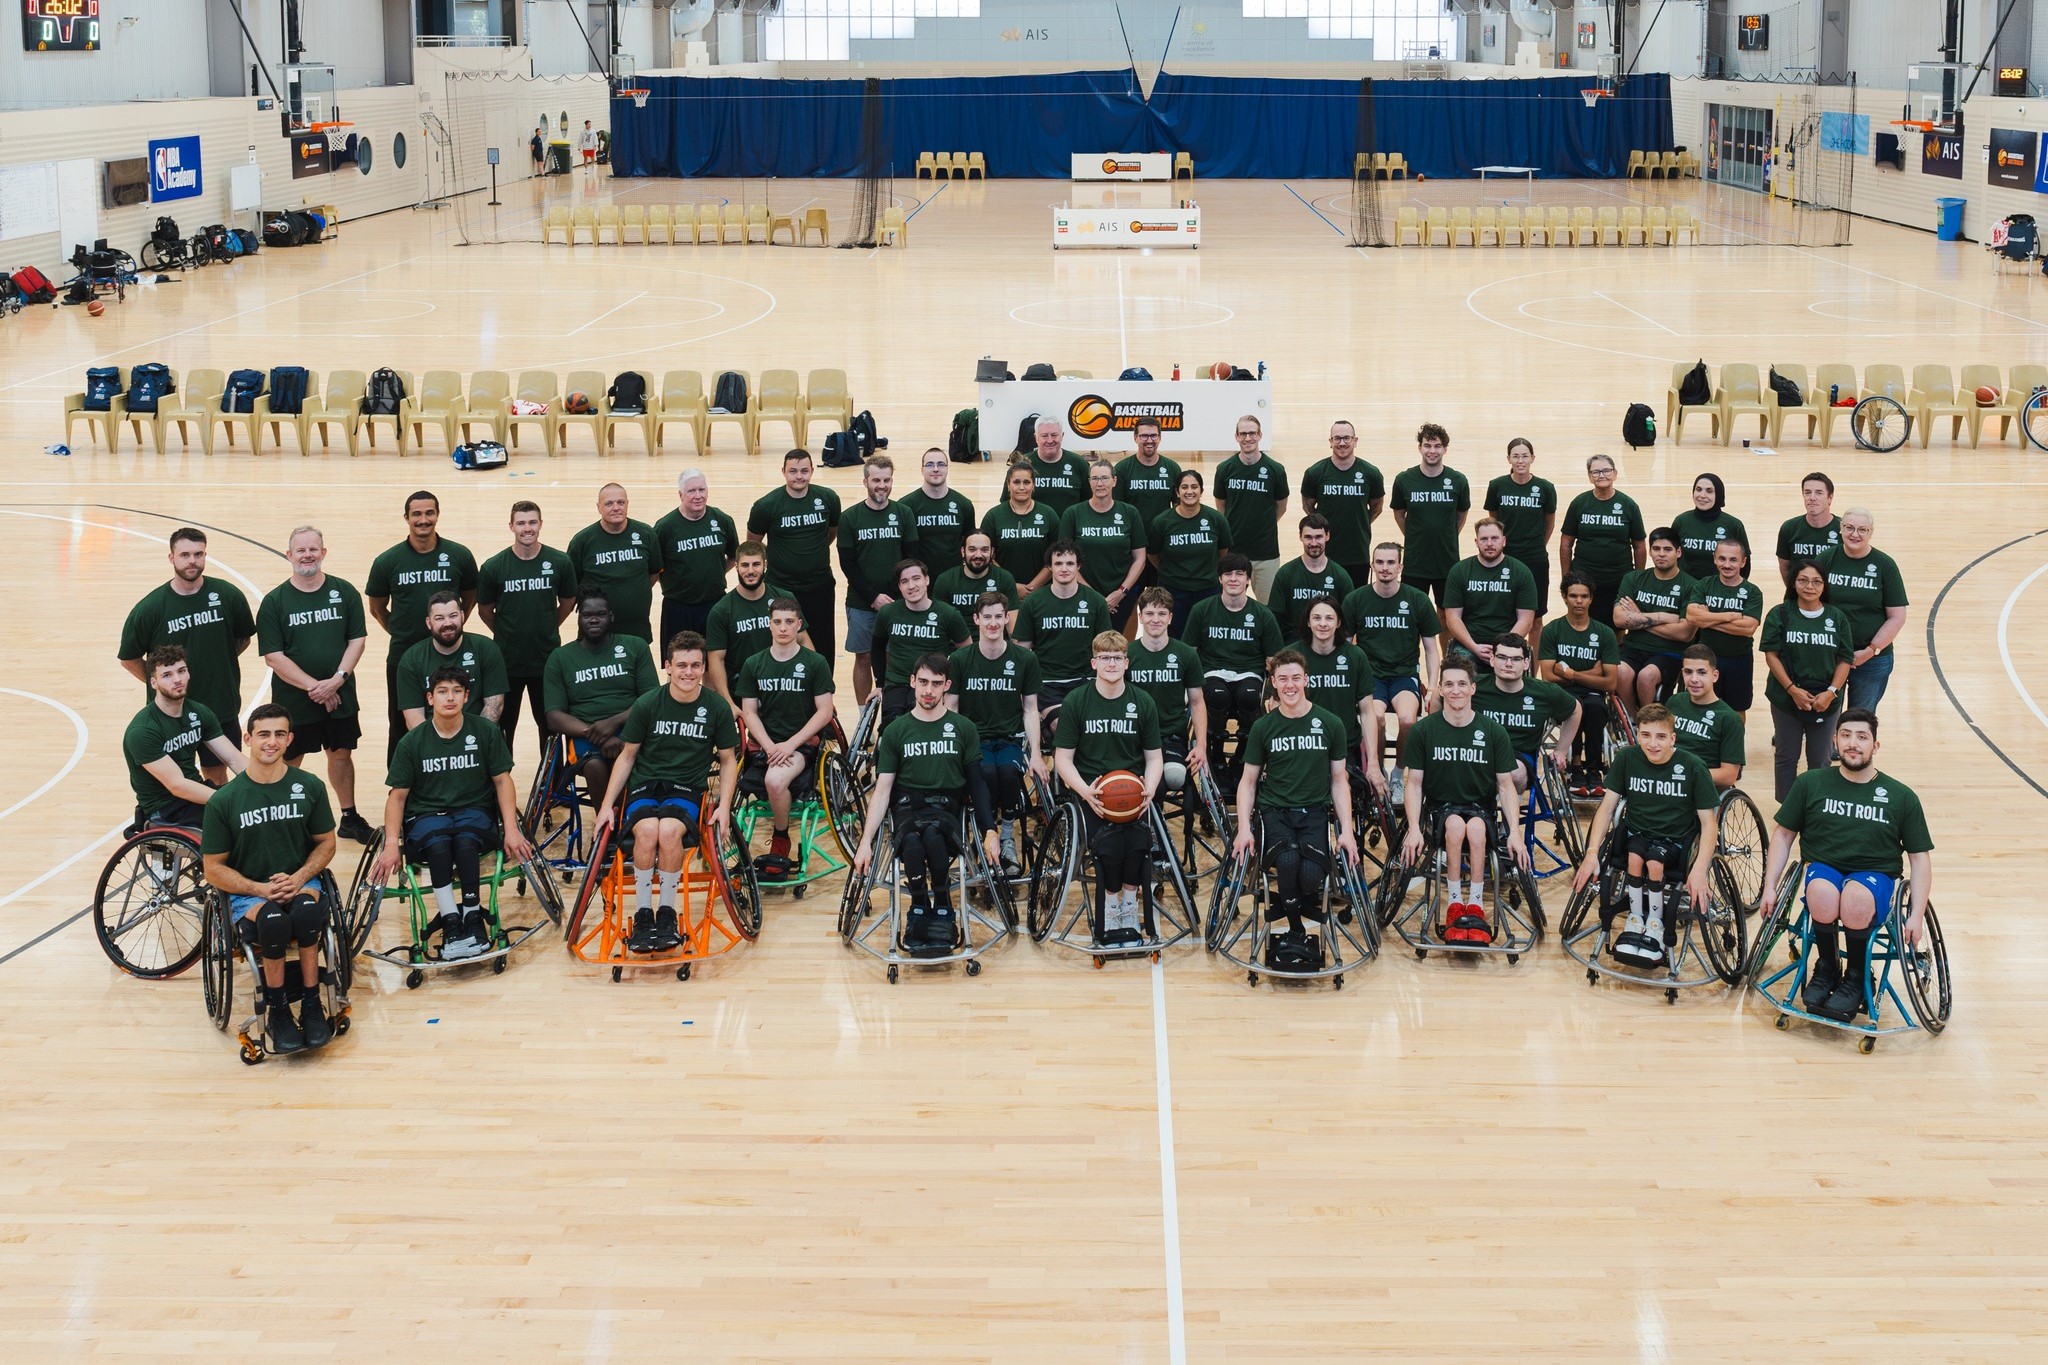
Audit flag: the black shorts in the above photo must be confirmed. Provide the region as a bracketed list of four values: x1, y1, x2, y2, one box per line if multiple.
[1258, 805, 1332, 860]
[1402, 574, 1448, 610]
[140, 796, 208, 832]
[1517, 554, 1552, 616]
[285, 714, 361, 759]
[1624, 832, 1692, 873]
[738, 742, 819, 797]
[624, 781, 702, 831]
[892, 790, 963, 848]
[1619, 644, 1682, 676]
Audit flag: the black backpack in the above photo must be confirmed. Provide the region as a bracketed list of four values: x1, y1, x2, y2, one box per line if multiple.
[1229, 366, 1255, 380]
[712, 370, 748, 413]
[1021, 363, 1057, 381]
[83, 366, 122, 412]
[263, 215, 296, 248]
[1118, 366, 1153, 381]
[1768, 367, 1803, 407]
[607, 371, 646, 415]
[126, 363, 174, 414]
[151, 216, 181, 245]
[1622, 402, 1657, 449]
[1677, 359, 1711, 407]
[224, 369, 265, 413]
[948, 407, 981, 463]
[363, 367, 406, 416]
[1015, 413, 1039, 455]
[268, 366, 309, 416]
[849, 409, 885, 455]
[820, 430, 862, 467]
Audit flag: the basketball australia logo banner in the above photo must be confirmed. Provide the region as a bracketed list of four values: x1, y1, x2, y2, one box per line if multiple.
[147, 136, 203, 203]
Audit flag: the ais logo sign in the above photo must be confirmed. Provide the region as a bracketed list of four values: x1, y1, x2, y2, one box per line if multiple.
[147, 136, 202, 203]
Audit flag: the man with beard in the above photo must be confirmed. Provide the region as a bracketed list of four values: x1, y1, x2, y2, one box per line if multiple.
[367, 490, 479, 759]
[257, 525, 372, 841]
[122, 645, 245, 830]
[476, 500, 578, 757]
[706, 541, 808, 704]
[119, 526, 256, 782]
[933, 531, 1019, 626]
[748, 449, 843, 661]
[397, 591, 509, 731]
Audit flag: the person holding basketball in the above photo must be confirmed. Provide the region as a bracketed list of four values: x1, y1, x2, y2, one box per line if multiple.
[1053, 632, 1164, 949]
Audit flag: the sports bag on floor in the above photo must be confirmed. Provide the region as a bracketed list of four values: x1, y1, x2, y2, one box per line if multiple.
[1622, 402, 1657, 449]
[453, 440, 509, 470]
[948, 407, 981, 463]
[821, 430, 861, 467]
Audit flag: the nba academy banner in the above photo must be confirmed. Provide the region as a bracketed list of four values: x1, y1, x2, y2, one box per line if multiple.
[1921, 128, 1963, 179]
[1989, 128, 2034, 188]
[147, 136, 202, 203]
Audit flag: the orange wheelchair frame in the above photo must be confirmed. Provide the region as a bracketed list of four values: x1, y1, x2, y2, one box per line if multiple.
[565, 803, 761, 981]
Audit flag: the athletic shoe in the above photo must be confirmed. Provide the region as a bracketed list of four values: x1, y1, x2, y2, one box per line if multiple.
[299, 993, 333, 1048]
[627, 909, 658, 954]
[1821, 973, 1865, 1022]
[1102, 925, 1142, 949]
[463, 908, 493, 951]
[442, 924, 486, 961]
[266, 1000, 306, 1055]
[1801, 954, 1842, 1013]
[1439, 907, 1464, 943]
[650, 908, 683, 952]
[335, 811, 375, 844]
[998, 826, 1019, 876]
[1450, 907, 1492, 946]
[1614, 908, 1646, 956]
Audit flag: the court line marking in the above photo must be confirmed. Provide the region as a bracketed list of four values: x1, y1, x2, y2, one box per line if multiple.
[1592, 290, 1680, 336]
[1996, 560, 2048, 733]
[1925, 526, 2048, 805]
[1151, 960, 1188, 1365]
[565, 290, 650, 336]
[1116, 256, 1129, 371]
[1283, 182, 1345, 236]
[0, 690, 88, 828]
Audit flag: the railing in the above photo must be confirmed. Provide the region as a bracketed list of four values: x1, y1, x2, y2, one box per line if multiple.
[416, 35, 515, 49]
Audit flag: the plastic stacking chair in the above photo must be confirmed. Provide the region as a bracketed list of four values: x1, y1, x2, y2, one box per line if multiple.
[1811, 363, 1860, 447]
[700, 202, 727, 243]
[357, 369, 414, 454]
[1626, 151, 1648, 179]
[1668, 362, 1721, 444]
[1548, 207, 1574, 247]
[64, 368, 125, 452]
[209, 375, 268, 454]
[1621, 207, 1646, 245]
[606, 370, 660, 455]
[153, 369, 222, 456]
[506, 370, 560, 457]
[571, 206, 597, 244]
[1571, 207, 1598, 245]
[1474, 206, 1499, 246]
[880, 206, 908, 246]
[1907, 364, 1967, 448]
[744, 204, 770, 244]
[1498, 206, 1524, 246]
[706, 370, 757, 454]
[555, 370, 608, 452]
[1424, 207, 1450, 246]
[721, 203, 745, 243]
[543, 206, 572, 244]
[121, 368, 189, 452]
[769, 208, 796, 244]
[1353, 153, 1374, 180]
[801, 208, 830, 245]
[1450, 206, 1475, 246]
[257, 370, 322, 455]
[915, 152, 938, 180]
[755, 369, 804, 450]
[1963, 364, 2019, 447]
[968, 152, 988, 180]
[1646, 206, 1671, 244]
[1717, 363, 1771, 446]
[620, 205, 648, 244]
[1998, 364, 2048, 448]
[1395, 206, 1421, 245]
[457, 370, 510, 445]
[1766, 363, 1824, 446]
[1170, 152, 1189, 182]
[1524, 208, 1550, 247]
[298, 370, 361, 457]
[646, 204, 672, 245]
[405, 370, 464, 456]
[1385, 152, 1408, 179]
[802, 369, 851, 446]
[657, 371, 709, 455]
[1596, 207, 1622, 246]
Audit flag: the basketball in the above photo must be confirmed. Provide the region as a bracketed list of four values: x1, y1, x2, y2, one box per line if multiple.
[1976, 384, 2001, 405]
[1093, 770, 1146, 823]
[1210, 360, 1232, 380]
[565, 389, 591, 413]
[86, 300, 104, 317]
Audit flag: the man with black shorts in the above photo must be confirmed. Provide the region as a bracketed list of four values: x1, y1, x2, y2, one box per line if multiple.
[1299, 419, 1384, 586]
[397, 592, 508, 731]
[1399, 654, 1527, 945]
[1762, 707, 1934, 1022]
[1538, 572, 1620, 796]
[838, 454, 918, 704]
[200, 704, 338, 1054]
[1664, 644, 1745, 790]
[1388, 422, 1469, 611]
[258, 526, 371, 840]
[544, 591, 659, 815]
[594, 631, 740, 954]
[1775, 471, 1841, 595]
[1614, 527, 1696, 711]
[949, 592, 1046, 876]
[748, 449, 843, 661]
[1343, 542, 1439, 775]
[653, 470, 737, 647]
[476, 500, 577, 757]
[1442, 516, 1537, 675]
[1235, 649, 1359, 967]
[735, 599, 836, 879]
[366, 490, 478, 760]
[1473, 633, 1580, 798]
[372, 666, 533, 960]
[907, 447, 976, 572]
[706, 541, 806, 703]
[1683, 539, 1764, 715]
[854, 654, 1001, 956]
[1572, 703, 1718, 968]
[1185, 551, 1284, 784]
[1213, 414, 1290, 603]
[119, 526, 255, 782]
[1013, 541, 1112, 725]
[933, 531, 1019, 627]
[567, 483, 661, 645]
[1053, 632, 1164, 948]
[1483, 437, 1558, 641]
[1025, 418, 1091, 518]
[1113, 419, 1182, 548]
[1268, 515, 1355, 642]
[873, 560, 971, 728]
[124, 645, 244, 830]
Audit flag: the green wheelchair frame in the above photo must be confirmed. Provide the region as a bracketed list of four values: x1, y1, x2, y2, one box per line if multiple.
[344, 825, 563, 989]
[730, 736, 863, 898]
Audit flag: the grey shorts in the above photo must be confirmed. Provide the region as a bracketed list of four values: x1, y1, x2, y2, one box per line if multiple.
[845, 605, 878, 653]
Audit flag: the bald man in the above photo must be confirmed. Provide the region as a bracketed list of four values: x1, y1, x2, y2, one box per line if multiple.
[567, 482, 661, 644]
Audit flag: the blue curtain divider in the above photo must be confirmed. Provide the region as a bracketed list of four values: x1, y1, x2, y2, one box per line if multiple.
[610, 69, 1672, 182]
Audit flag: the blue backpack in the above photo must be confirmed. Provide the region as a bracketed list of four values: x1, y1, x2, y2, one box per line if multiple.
[1118, 366, 1153, 381]
[83, 367, 122, 411]
[267, 366, 309, 416]
[125, 363, 174, 414]
[224, 369, 265, 413]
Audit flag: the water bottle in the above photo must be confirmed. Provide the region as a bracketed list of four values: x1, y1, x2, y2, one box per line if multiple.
[1171, 363, 1180, 381]
[1829, 383, 1838, 405]
[1257, 360, 1267, 380]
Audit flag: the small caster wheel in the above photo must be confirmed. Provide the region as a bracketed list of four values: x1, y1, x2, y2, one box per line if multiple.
[1507, 953, 1519, 965]
[406, 970, 424, 990]
[335, 1013, 350, 1035]
[611, 966, 623, 982]
[1586, 969, 1598, 986]
[1333, 975, 1344, 990]
[887, 964, 900, 983]
[1859, 1036, 1876, 1054]
[1774, 1013, 1790, 1030]
[793, 885, 807, 900]
[493, 956, 507, 974]
[1093, 956, 1105, 969]
[241, 1049, 263, 1066]
[1665, 989, 1678, 1005]
[1415, 949, 1427, 960]
[1246, 971, 1258, 987]
[676, 964, 691, 981]
[1150, 951, 1160, 964]
[964, 959, 981, 977]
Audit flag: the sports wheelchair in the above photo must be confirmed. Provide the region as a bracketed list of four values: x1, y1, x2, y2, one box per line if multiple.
[1026, 790, 1199, 966]
[565, 802, 760, 981]
[200, 871, 350, 1066]
[1520, 748, 1588, 882]
[1747, 864, 1951, 1052]
[1556, 801, 1749, 1003]
[93, 818, 210, 978]
[837, 805, 1016, 981]
[343, 824, 563, 990]
[1205, 805, 1380, 988]
[731, 730, 863, 899]
[843, 692, 884, 792]
[1376, 802, 1545, 964]
[520, 732, 594, 875]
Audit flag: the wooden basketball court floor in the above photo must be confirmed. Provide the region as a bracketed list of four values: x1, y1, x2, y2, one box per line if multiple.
[3, 174, 2046, 1360]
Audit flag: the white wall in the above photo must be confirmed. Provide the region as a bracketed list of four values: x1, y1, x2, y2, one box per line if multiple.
[0, 1, 216, 109]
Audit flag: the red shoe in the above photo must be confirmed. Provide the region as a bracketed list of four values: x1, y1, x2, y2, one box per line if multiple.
[1440, 907, 1466, 944]
[1449, 905, 1492, 946]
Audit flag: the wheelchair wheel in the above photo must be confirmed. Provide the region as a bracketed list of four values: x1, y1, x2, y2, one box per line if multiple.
[1352, 779, 1398, 874]
[92, 828, 208, 978]
[1205, 848, 1250, 952]
[521, 855, 565, 927]
[342, 832, 386, 961]
[1495, 850, 1544, 940]
[1747, 863, 1803, 986]
[1557, 870, 1602, 941]
[847, 695, 882, 786]
[201, 894, 233, 1031]
[710, 819, 762, 940]
[566, 823, 618, 947]
[1026, 801, 1078, 942]
[1900, 901, 1952, 1035]
[1851, 395, 1910, 452]
[817, 737, 866, 863]
[521, 737, 582, 867]
[1714, 788, 1765, 915]
[2023, 389, 2048, 453]
[1696, 860, 1750, 986]
[1604, 704, 1637, 761]
[1538, 758, 1586, 863]
[139, 238, 175, 272]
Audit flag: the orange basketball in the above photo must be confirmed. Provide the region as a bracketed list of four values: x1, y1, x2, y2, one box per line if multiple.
[86, 300, 104, 317]
[1094, 770, 1147, 823]
[565, 390, 591, 413]
[1210, 360, 1233, 380]
[1976, 384, 2001, 405]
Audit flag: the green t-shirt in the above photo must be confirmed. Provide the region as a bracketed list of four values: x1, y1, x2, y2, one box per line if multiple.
[1669, 509, 1750, 581]
[1214, 453, 1291, 561]
[947, 642, 1042, 738]
[1684, 575, 1766, 658]
[1615, 567, 1695, 653]
[704, 585, 797, 681]
[620, 685, 740, 790]
[1538, 616, 1620, 675]
[736, 646, 833, 743]
[1244, 704, 1347, 809]
[1185, 594, 1284, 675]
[365, 537, 480, 659]
[397, 632, 509, 718]
[1817, 546, 1908, 655]
[979, 502, 1060, 585]
[123, 699, 223, 813]
[746, 486, 842, 591]
[934, 565, 1019, 620]
[1602, 746, 1718, 843]
[1472, 676, 1575, 754]
[1268, 559, 1356, 641]
[542, 635, 659, 725]
[905, 488, 976, 572]
[1760, 603, 1855, 709]
[1389, 465, 1472, 580]
[1013, 584, 1112, 681]
[1125, 637, 1202, 737]
[1400, 711, 1517, 806]
[1665, 693, 1746, 770]
[1301, 456, 1386, 567]
[1113, 454, 1183, 529]
[1482, 474, 1558, 564]
[1148, 507, 1233, 591]
[1058, 499, 1146, 596]
[1774, 767, 1933, 877]
[1443, 554, 1538, 649]
[877, 709, 983, 794]
[118, 577, 257, 728]
[387, 714, 512, 815]
[1054, 682, 1161, 783]
[1775, 514, 1842, 578]
[875, 598, 970, 687]
[256, 576, 366, 727]
[652, 507, 738, 605]
[1343, 583, 1440, 679]
[1024, 452, 1092, 516]
[1296, 642, 1375, 749]
[475, 546, 576, 677]
[200, 767, 335, 883]
[566, 519, 661, 643]
[1560, 490, 1645, 585]
[837, 497, 919, 602]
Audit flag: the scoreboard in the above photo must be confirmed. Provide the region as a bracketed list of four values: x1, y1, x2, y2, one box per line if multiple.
[1737, 15, 1768, 53]
[24, 0, 99, 52]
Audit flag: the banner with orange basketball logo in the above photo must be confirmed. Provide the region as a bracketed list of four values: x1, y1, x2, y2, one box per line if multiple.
[977, 378, 1270, 455]
[1052, 207, 1202, 250]
[1070, 152, 1173, 181]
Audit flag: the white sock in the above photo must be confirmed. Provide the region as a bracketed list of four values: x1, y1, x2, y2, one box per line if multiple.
[658, 868, 678, 911]
[634, 874, 652, 913]
[1646, 887, 1665, 938]
[432, 884, 458, 920]
[1119, 887, 1139, 929]
[1626, 881, 1643, 924]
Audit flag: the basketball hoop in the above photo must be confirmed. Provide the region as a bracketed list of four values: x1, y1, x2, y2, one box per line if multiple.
[1580, 88, 1612, 110]
[623, 88, 650, 110]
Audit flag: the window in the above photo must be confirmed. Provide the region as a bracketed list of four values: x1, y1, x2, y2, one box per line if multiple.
[1241, 1, 1456, 57]
[763, 1, 980, 63]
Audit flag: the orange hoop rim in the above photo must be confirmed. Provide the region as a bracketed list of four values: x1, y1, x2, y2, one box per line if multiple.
[620, 87, 650, 108]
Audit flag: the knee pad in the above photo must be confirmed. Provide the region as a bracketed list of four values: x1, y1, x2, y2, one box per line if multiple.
[254, 905, 292, 960]
[288, 893, 327, 947]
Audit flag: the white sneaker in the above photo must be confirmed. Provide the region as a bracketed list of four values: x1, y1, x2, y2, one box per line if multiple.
[442, 930, 486, 961]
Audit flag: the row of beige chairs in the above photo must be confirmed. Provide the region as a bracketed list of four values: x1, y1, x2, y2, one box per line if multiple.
[62, 367, 851, 459]
[914, 152, 986, 180]
[1664, 361, 2047, 448]
[543, 203, 838, 247]
[1352, 152, 1412, 180]
[1626, 150, 1700, 179]
[1396, 204, 1702, 247]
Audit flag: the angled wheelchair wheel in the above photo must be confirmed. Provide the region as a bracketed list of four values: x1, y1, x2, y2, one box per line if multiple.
[522, 855, 565, 927]
[2023, 389, 2048, 453]
[93, 828, 208, 978]
[201, 894, 233, 1031]
[566, 822, 618, 948]
[1604, 704, 1637, 762]
[1748, 863, 1803, 986]
[710, 819, 763, 940]
[1538, 758, 1586, 863]
[836, 854, 875, 943]
[1558, 872, 1602, 941]
[1900, 901, 1952, 1035]
[1492, 846, 1544, 940]
[342, 831, 386, 961]
[308, 871, 350, 997]
[1026, 802, 1078, 943]
[1714, 788, 1765, 915]
[817, 738, 866, 864]
[1205, 848, 1251, 953]
[1696, 860, 1750, 986]
[1851, 394, 1909, 452]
